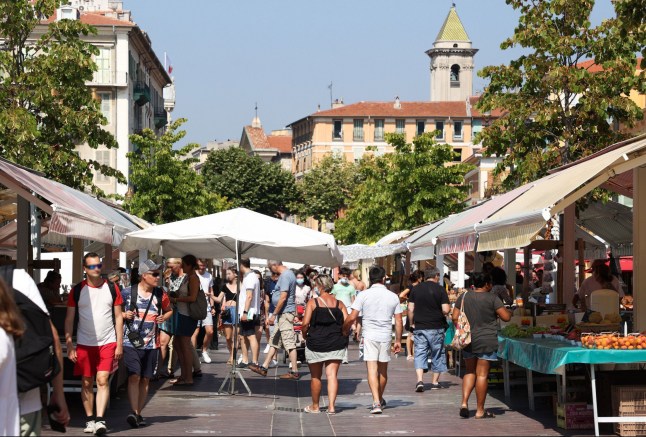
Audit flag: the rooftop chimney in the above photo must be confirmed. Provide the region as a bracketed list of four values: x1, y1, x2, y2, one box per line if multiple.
[332, 98, 344, 109]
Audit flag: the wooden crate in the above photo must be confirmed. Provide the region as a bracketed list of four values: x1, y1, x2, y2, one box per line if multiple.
[612, 385, 646, 436]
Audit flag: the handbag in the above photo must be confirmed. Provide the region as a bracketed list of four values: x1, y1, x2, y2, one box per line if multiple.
[451, 291, 471, 351]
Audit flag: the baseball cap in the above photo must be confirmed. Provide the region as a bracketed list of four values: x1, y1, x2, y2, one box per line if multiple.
[139, 259, 161, 275]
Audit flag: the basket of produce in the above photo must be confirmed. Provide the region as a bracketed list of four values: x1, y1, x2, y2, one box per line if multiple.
[580, 332, 646, 349]
[500, 324, 531, 338]
[576, 311, 621, 333]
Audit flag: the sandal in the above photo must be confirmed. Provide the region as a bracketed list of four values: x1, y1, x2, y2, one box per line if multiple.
[171, 378, 194, 387]
[474, 411, 495, 419]
[326, 410, 336, 415]
[459, 407, 469, 418]
[304, 405, 321, 414]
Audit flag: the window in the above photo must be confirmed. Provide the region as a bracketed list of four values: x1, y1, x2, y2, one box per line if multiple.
[97, 92, 111, 124]
[453, 148, 462, 162]
[95, 150, 111, 182]
[453, 121, 463, 140]
[435, 121, 444, 140]
[374, 119, 385, 141]
[94, 47, 111, 84]
[353, 119, 364, 141]
[395, 119, 405, 134]
[450, 64, 460, 85]
[416, 120, 425, 136]
[333, 120, 342, 140]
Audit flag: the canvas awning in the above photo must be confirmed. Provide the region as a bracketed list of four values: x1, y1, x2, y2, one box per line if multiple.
[0, 158, 143, 245]
[431, 133, 646, 253]
[339, 243, 408, 263]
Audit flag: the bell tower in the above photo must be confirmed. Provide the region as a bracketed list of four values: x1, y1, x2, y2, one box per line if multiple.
[426, 5, 478, 102]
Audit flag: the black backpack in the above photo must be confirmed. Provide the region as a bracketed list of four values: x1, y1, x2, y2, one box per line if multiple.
[0, 265, 61, 393]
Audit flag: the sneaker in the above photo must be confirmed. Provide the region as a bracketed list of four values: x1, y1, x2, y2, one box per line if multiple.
[202, 351, 212, 364]
[127, 413, 139, 428]
[83, 420, 95, 434]
[430, 383, 442, 390]
[380, 398, 387, 408]
[248, 363, 268, 376]
[279, 371, 300, 380]
[94, 420, 107, 436]
[263, 344, 270, 354]
[136, 414, 147, 427]
[370, 403, 383, 414]
[415, 381, 424, 392]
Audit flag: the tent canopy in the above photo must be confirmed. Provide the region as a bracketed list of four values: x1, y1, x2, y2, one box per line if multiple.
[0, 158, 143, 245]
[339, 243, 408, 263]
[120, 208, 343, 267]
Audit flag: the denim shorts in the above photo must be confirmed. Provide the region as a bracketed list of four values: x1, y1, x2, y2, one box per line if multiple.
[413, 328, 447, 373]
[462, 349, 498, 361]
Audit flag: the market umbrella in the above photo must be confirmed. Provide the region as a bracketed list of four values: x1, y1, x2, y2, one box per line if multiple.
[119, 208, 343, 267]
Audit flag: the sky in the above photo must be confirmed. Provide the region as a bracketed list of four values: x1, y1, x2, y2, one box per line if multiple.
[125, 0, 616, 147]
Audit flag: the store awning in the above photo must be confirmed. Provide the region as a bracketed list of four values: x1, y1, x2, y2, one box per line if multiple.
[0, 158, 143, 245]
[435, 133, 646, 253]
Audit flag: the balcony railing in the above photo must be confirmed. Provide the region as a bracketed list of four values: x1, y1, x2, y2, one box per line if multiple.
[86, 70, 128, 87]
[133, 82, 150, 106]
[154, 109, 167, 129]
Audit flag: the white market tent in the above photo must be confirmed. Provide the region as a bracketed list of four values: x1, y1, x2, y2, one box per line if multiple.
[339, 243, 408, 263]
[120, 208, 343, 267]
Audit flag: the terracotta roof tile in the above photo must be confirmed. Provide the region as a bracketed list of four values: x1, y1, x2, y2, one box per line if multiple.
[576, 57, 643, 73]
[244, 126, 270, 150]
[469, 96, 505, 117]
[42, 11, 134, 27]
[310, 101, 469, 118]
[267, 135, 293, 154]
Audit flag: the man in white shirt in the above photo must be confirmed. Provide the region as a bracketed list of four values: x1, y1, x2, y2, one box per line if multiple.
[344, 266, 402, 415]
[239, 258, 261, 366]
[12, 268, 70, 436]
[194, 259, 216, 364]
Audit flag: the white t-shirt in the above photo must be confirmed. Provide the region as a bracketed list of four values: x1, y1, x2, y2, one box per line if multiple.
[197, 270, 214, 311]
[67, 279, 123, 346]
[0, 328, 19, 434]
[239, 271, 261, 317]
[13, 269, 49, 416]
[351, 283, 402, 343]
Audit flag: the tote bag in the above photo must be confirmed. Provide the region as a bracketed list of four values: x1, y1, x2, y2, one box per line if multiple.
[451, 291, 471, 350]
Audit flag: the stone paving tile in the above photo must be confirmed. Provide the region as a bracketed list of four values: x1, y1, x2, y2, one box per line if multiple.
[41, 343, 601, 436]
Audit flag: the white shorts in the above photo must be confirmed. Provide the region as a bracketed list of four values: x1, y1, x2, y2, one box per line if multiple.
[363, 338, 391, 363]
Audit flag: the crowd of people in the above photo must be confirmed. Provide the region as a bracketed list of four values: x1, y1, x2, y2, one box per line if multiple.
[4, 253, 626, 434]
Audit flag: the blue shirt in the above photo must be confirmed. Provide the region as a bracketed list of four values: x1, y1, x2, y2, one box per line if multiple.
[272, 269, 296, 314]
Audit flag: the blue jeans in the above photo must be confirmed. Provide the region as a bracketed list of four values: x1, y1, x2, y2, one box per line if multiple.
[414, 328, 448, 373]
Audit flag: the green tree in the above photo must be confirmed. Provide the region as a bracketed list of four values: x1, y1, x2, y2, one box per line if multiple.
[201, 147, 297, 217]
[296, 154, 357, 231]
[334, 133, 473, 244]
[124, 119, 229, 224]
[0, 0, 123, 194]
[477, 0, 644, 191]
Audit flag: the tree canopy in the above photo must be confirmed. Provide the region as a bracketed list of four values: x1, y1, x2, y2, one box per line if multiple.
[334, 133, 473, 244]
[201, 147, 297, 217]
[124, 119, 229, 224]
[0, 0, 123, 194]
[296, 154, 357, 230]
[477, 0, 644, 191]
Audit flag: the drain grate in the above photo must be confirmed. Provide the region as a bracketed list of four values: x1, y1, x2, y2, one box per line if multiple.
[272, 406, 303, 413]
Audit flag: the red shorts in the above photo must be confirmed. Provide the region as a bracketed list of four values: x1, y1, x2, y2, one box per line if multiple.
[74, 343, 117, 377]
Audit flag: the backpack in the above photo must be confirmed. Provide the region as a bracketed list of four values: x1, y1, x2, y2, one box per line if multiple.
[0, 265, 60, 393]
[72, 279, 117, 329]
[188, 282, 208, 321]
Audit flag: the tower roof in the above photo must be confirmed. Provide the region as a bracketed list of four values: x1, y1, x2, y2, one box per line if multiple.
[435, 6, 470, 42]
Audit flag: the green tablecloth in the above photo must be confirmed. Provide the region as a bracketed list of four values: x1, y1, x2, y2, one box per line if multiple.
[497, 336, 646, 375]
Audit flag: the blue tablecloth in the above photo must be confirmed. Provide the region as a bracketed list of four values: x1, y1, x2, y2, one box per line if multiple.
[498, 336, 646, 375]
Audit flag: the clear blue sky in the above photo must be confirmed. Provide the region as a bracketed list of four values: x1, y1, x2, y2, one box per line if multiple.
[126, 0, 616, 147]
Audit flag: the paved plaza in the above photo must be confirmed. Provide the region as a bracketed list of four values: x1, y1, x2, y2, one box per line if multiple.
[43, 342, 596, 436]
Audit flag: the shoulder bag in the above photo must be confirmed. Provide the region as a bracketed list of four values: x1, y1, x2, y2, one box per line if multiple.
[451, 291, 471, 350]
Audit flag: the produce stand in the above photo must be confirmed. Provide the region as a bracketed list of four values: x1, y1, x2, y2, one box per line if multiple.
[498, 336, 646, 436]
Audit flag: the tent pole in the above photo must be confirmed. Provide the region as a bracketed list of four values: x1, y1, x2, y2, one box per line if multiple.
[218, 239, 251, 395]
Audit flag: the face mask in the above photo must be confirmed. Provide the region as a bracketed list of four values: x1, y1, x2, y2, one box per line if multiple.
[296, 279, 304, 285]
[385, 280, 391, 285]
[340, 278, 349, 285]
[313, 287, 320, 295]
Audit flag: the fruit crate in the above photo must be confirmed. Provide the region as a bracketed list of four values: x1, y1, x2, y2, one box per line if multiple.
[612, 385, 646, 436]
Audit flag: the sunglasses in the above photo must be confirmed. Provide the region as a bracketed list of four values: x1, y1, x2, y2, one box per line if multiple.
[85, 263, 102, 270]
[146, 271, 161, 277]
